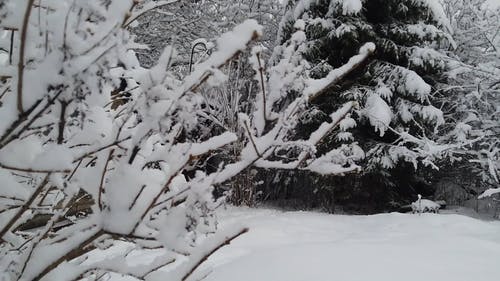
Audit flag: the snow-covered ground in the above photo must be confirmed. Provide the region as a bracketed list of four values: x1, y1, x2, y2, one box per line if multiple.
[99, 207, 500, 281]
[198, 207, 500, 281]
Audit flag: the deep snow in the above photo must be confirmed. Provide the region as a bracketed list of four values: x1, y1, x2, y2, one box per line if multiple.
[100, 207, 500, 281]
[199, 207, 500, 281]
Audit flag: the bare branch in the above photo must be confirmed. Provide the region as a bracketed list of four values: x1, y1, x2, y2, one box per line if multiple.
[72, 137, 131, 163]
[98, 149, 115, 211]
[57, 99, 70, 144]
[31, 228, 105, 281]
[181, 228, 249, 281]
[0, 89, 64, 150]
[0, 162, 71, 173]
[0, 174, 50, 240]
[123, 0, 179, 28]
[243, 119, 261, 157]
[255, 50, 267, 122]
[17, 0, 36, 114]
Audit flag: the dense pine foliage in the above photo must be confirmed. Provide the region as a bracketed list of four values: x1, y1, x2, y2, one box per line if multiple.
[258, 0, 489, 212]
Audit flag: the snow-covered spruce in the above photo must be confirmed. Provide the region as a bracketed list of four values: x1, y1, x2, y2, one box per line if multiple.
[267, 0, 477, 210]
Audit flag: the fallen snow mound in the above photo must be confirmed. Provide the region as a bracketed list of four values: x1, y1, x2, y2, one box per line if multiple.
[411, 198, 441, 213]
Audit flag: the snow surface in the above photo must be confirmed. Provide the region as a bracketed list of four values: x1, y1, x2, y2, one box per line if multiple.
[199, 207, 500, 281]
[98, 207, 500, 281]
[483, 0, 500, 10]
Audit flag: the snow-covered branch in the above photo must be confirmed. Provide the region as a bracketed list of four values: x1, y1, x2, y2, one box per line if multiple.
[0, 2, 262, 279]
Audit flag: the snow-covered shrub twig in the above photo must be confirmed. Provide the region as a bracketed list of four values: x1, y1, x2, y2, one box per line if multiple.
[0, 1, 377, 280]
[0, 1, 259, 280]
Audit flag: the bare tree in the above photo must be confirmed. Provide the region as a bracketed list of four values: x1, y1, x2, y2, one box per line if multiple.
[440, 0, 500, 201]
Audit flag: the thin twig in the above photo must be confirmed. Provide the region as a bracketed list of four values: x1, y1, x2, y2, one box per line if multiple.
[9, 30, 15, 65]
[57, 99, 70, 144]
[0, 86, 10, 101]
[129, 184, 146, 210]
[0, 95, 43, 147]
[98, 149, 114, 211]
[0, 174, 50, 240]
[0, 195, 25, 202]
[121, 0, 140, 27]
[181, 228, 249, 281]
[67, 159, 82, 182]
[17, 0, 36, 114]
[31, 228, 104, 281]
[141, 258, 176, 278]
[0, 162, 70, 173]
[256, 51, 267, 123]
[72, 137, 131, 163]
[122, 0, 179, 28]
[243, 119, 261, 157]
[0, 89, 64, 150]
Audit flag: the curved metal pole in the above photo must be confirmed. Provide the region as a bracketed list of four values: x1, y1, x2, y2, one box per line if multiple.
[189, 41, 208, 73]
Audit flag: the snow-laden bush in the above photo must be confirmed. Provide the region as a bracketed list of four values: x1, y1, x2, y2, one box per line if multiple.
[0, 1, 374, 280]
[442, 0, 500, 200]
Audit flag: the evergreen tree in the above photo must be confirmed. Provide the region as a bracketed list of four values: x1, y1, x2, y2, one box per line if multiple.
[264, 0, 461, 212]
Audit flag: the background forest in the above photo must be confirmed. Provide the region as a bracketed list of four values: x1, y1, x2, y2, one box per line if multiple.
[130, 0, 500, 214]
